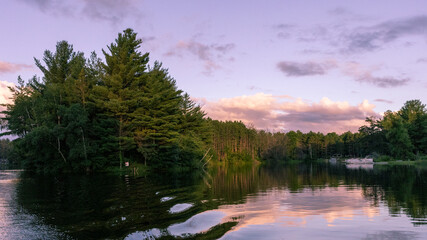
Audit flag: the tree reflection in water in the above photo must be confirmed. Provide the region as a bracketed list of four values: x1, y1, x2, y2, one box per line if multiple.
[12, 163, 427, 239]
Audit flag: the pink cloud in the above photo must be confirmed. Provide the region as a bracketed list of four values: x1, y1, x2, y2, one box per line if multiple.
[200, 93, 379, 133]
[0, 61, 32, 74]
[0, 80, 15, 113]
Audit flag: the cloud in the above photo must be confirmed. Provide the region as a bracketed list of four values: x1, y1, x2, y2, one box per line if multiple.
[0, 81, 15, 112]
[0, 61, 32, 74]
[374, 99, 393, 104]
[18, 0, 141, 23]
[356, 76, 409, 88]
[343, 62, 409, 88]
[297, 25, 330, 42]
[277, 60, 336, 77]
[142, 36, 156, 43]
[273, 24, 295, 39]
[276, 60, 409, 88]
[344, 15, 427, 52]
[417, 58, 427, 63]
[18, 0, 75, 16]
[80, 0, 141, 23]
[166, 39, 235, 75]
[328, 7, 349, 16]
[199, 93, 379, 133]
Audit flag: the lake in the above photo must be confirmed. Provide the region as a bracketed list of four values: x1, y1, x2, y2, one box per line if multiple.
[1, 163, 427, 239]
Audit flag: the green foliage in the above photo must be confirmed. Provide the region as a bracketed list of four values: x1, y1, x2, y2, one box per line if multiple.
[383, 111, 414, 160]
[210, 99, 427, 164]
[2, 29, 210, 173]
[210, 120, 257, 163]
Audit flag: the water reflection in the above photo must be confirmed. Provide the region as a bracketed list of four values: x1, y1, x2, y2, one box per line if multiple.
[0, 170, 71, 239]
[4, 163, 427, 239]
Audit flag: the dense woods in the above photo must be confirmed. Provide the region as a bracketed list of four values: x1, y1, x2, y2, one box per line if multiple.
[1, 29, 427, 173]
[210, 99, 427, 163]
[1, 29, 210, 172]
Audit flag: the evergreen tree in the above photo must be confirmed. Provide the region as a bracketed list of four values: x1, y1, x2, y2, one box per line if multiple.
[133, 62, 183, 167]
[97, 28, 150, 168]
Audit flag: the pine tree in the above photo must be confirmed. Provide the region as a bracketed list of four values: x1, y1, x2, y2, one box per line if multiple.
[97, 28, 149, 168]
[133, 62, 183, 167]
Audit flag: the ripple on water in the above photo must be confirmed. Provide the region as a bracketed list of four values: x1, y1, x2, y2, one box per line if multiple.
[124, 228, 163, 240]
[168, 203, 193, 214]
[160, 196, 175, 202]
[168, 210, 226, 237]
[124, 210, 227, 239]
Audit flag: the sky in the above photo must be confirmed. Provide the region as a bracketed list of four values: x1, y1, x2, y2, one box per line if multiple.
[1, 0, 427, 133]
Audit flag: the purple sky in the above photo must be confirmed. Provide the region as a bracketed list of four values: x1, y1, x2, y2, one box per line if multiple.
[1, 0, 427, 133]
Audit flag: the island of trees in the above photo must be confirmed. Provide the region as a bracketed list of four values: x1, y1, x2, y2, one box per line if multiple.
[1, 29, 427, 173]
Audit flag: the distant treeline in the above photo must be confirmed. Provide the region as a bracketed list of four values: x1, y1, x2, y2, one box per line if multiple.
[2, 29, 426, 173]
[211, 99, 427, 163]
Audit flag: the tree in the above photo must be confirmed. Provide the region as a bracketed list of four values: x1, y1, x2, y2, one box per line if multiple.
[358, 116, 388, 156]
[133, 62, 183, 167]
[399, 100, 426, 123]
[383, 111, 414, 160]
[398, 100, 427, 154]
[96, 28, 150, 168]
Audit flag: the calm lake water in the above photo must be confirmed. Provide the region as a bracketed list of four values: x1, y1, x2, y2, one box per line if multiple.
[1, 163, 427, 239]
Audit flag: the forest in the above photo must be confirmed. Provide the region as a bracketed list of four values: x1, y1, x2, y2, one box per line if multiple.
[210, 99, 427, 164]
[1, 29, 427, 173]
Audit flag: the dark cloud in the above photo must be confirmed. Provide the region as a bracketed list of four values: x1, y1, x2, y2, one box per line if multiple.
[81, 0, 141, 23]
[0, 61, 32, 74]
[21, 0, 51, 10]
[343, 62, 410, 88]
[328, 7, 349, 16]
[278, 111, 358, 123]
[300, 49, 322, 55]
[277, 102, 375, 125]
[297, 26, 330, 42]
[141, 36, 156, 43]
[273, 24, 295, 39]
[18, 0, 141, 23]
[277, 60, 336, 77]
[374, 99, 393, 104]
[165, 39, 235, 75]
[345, 15, 427, 52]
[19, 0, 73, 16]
[248, 85, 260, 91]
[274, 24, 294, 30]
[213, 44, 235, 54]
[355, 75, 410, 88]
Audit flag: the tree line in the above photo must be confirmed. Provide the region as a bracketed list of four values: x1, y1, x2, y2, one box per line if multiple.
[210, 99, 427, 163]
